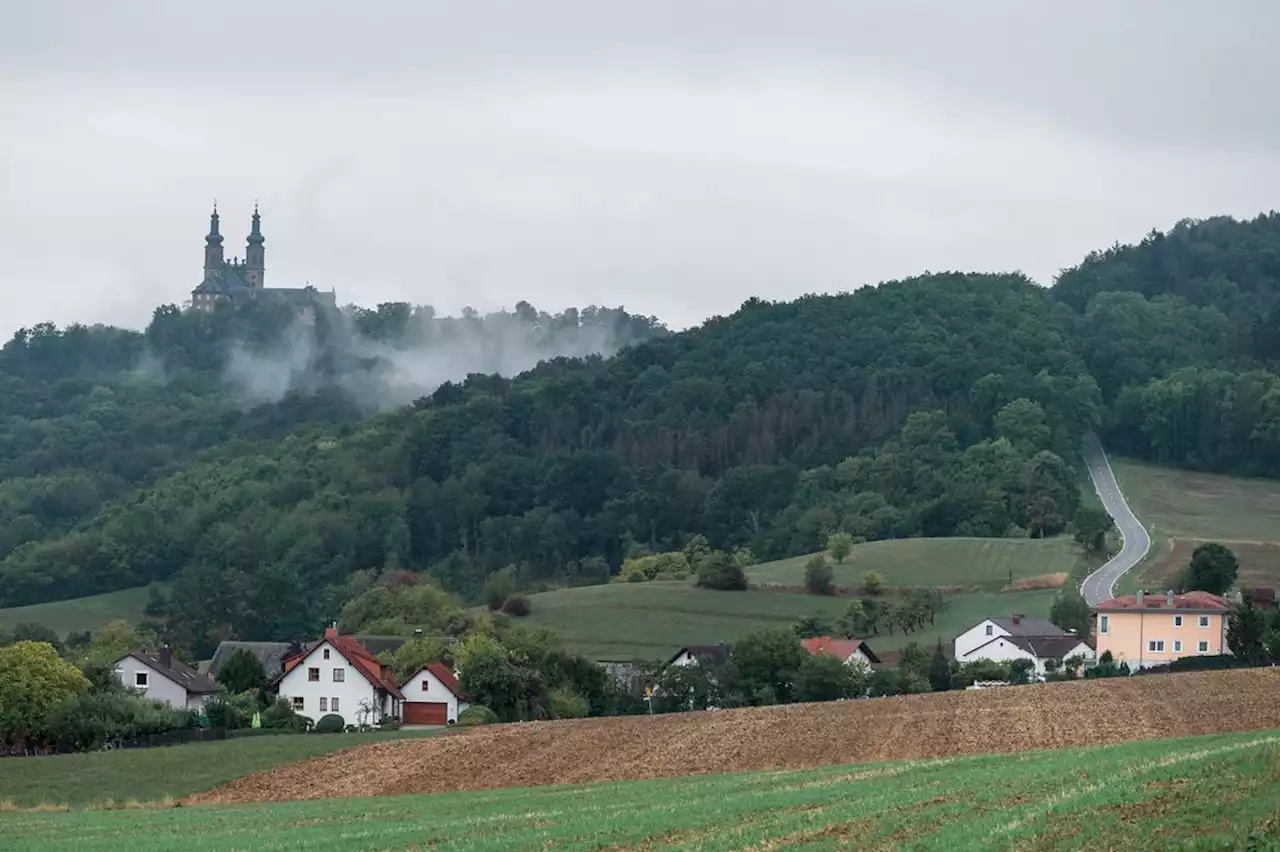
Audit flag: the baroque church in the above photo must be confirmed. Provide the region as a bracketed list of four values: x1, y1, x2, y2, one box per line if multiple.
[190, 205, 337, 313]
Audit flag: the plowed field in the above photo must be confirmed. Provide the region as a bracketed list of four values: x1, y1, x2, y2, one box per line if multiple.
[195, 667, 1280, 806]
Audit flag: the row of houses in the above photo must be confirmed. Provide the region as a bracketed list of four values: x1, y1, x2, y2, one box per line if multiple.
[114, 626, 469, 725]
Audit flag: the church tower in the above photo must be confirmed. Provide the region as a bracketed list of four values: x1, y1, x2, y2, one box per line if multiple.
[245, 204, 265, 288]
[203, 204, 224, 278]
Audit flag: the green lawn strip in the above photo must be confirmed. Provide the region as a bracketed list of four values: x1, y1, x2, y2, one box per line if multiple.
[0, 729, 439, 808]
[0, 584, 161, 634]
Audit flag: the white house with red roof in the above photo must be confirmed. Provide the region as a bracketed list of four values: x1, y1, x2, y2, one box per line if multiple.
[399, 663, 470, 725]
[276, 626, 404, 726]
[800, 636, 881, 665]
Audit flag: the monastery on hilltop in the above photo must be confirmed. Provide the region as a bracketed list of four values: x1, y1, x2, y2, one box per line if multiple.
[190, 205, 336, 313]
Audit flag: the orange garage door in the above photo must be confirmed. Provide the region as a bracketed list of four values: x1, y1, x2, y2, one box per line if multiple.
[403, 702, 448, 725]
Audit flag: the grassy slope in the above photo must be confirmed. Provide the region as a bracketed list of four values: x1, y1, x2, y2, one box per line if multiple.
[0, 731, 438, 809]
[1112, 459, 1280, 590]
[8, 730, 1279, 851]
[746, 536, 1085, 590]
[0, 585, 158, 635]
[525, 582, 1055, 661]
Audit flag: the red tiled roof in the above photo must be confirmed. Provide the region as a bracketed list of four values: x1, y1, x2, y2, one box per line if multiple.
[282, 627, 404, 699]
[800, 636, 881, 664]
[1093, 591, 1229, 613]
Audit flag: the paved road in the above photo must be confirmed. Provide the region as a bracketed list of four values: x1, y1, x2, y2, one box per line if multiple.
[1080, 432, 1152, 606]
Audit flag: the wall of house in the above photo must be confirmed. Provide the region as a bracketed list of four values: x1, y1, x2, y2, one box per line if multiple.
[276, 640, 382, 725]
[957, 638, 1040, 671]
[953, 621, 1009, 659]
[1095, 611, 1226, 669]
[114, 657, 188, 710]
[670, 651, 695, 667]
[399, 669, 470, 722]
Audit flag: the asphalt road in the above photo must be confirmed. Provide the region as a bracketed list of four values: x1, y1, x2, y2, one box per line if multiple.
[1080, 432, 1152, 606]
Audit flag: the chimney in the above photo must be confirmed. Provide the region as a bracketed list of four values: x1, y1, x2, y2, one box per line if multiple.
[324, 623, 338, 640]
[1165, 589, 1175, 607]
[1012, 614, 1023, 625]
[1136, 590, 1145, 607]
[159, 645, 172, 668]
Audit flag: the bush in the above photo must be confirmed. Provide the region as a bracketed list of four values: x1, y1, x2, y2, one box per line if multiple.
[260, 697, 308, 731]
[457, 705, 499, 726]
[804, 555, 835, 595]
[378, 718, 402, 731]
[314, 713, 346, 734]
[203, 692, 257, 730]
[47, 691, 191, 752]
[860, 571, 885, 596]
[484, 568, 518, 611]
[695, 552, 748, 591]
[550, 687, 589, 719]
[501, 594, 532, 617]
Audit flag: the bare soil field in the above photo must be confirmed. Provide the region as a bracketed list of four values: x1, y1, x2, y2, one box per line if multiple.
[194, 667, 1280, 806]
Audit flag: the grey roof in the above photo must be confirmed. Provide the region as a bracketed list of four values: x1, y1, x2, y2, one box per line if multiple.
[127, 651, 222, 695]
[969, 634, 1091, 660]
[258, 286, 337, 307]
[352, 634, 409, 656]
[667, 643, 731, 667]
[989, 616, 1065, 637]
[207, 641, 294, 679]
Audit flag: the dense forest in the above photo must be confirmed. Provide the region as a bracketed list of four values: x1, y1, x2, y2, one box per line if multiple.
[5, 212, 1280, 654]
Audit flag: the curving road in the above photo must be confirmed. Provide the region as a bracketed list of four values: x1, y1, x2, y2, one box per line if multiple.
[1080, 432, 1152, 605]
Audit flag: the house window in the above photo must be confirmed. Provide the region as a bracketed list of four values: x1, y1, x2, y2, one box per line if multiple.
[319, 698, 328, 712]
[1148, 640, 1165, 653]
[323, 649, 331, 660]
[1173, 640, 1182, 653]
[985, 624, 993, 636]
[135, 672, 149, 688]
[308, 667, 320, 681]
[1198, 616, 1210, 628]
[331, 697, 339, 712]
[333, 669, 345, 682]
[422, 680, 431, 693]
[1199, 641, 1209, 653]
[1099, 615, 1109, 635]
[1174, 616, 1183, 627]
[291, 696, 304, 711]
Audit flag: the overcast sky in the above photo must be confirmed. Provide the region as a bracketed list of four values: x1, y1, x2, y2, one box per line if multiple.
[4, 1, 1280, 337]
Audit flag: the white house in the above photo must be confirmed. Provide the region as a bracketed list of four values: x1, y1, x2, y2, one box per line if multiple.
[954, 614, 1070, 660]
[399, 663, 470, 725]
[114, 648, 221, 711]
[275, 627, 403, 726]
[800, 636, 882, 666]
[958, 634, 1095, 677]
[666, 643, 731, 668]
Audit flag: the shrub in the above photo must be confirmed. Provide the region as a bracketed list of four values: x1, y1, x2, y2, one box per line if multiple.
[47, 691, 191, 752]
[203, 692, 258, 730]
[860, 571, 885, 596]
[804, 555, 835, 595]
[550, 687, 590, 719]
[457, 705, 499, 726]
[501, 594, 532, 617]
[314, 713, 346, 734]
[695, 552, 748, 591]
[484, 568, 518, 611]
[378, 719, 402, 731]
[260, 697, 308, 731]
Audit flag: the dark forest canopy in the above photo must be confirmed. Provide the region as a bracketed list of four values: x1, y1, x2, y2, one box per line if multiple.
[5, 210, 1280, 653]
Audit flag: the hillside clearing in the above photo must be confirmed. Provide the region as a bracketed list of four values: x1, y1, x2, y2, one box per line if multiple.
[0, 585, 159, 635]
[523, 582, 1056, 661]
[1112, 458, 1280, 542]
[0, 730, 437, 809]
[6, 730, 1279, 851]
[746, 536, 1088, 591]
[196, 667, 1280, 805]
[1139, 538, 1280, 591]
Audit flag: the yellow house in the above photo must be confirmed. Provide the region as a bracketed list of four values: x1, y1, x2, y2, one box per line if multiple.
[1093, 590, 1230, 669]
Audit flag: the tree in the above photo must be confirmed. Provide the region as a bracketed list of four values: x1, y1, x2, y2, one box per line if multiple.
[836, 599, 867, 638]
[1227, 601, 1267, 663]
[860, 572, 885, 596]
[803, 555, 835, 595]
[724, 628, 808, 706]
[792, 616, 832, 638]
[483, 567, 518, 611]
[454, 634, 526, 722]
[928, 639, 951, 692]
[1184, 543, 1239, 595]
[0, 641, 88, 745]
[1049, 588, 1092, 637]
[1071, 506, 1114, 558]
[216, 648, 267, 694]
[826, 532, 855, 564]
[1008, 658, 1036, 684]
[794, 655, 862, 702]
[694, 551, 748, 591]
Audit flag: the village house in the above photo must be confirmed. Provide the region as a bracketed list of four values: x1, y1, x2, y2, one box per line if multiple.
[114, 648, 222, 711]
[1093, 589, 1230, 669]
[800, 636, 881, 665]
[398, 663, 470, 725]
[667, 643, 732, 668]
[274, 627, 403, 725]
[953, 615, 1094, 675]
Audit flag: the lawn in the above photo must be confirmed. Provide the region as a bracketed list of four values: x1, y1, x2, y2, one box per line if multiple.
[5, 729, 1278, 851]
[745, 535, 1086, 591]
[524, 581, 1056, 661]
[0, 585, 160, 636]
[0, 730, 438, 809]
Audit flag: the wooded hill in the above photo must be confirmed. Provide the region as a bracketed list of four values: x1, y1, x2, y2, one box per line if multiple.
[4, 212, 1280, 654]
